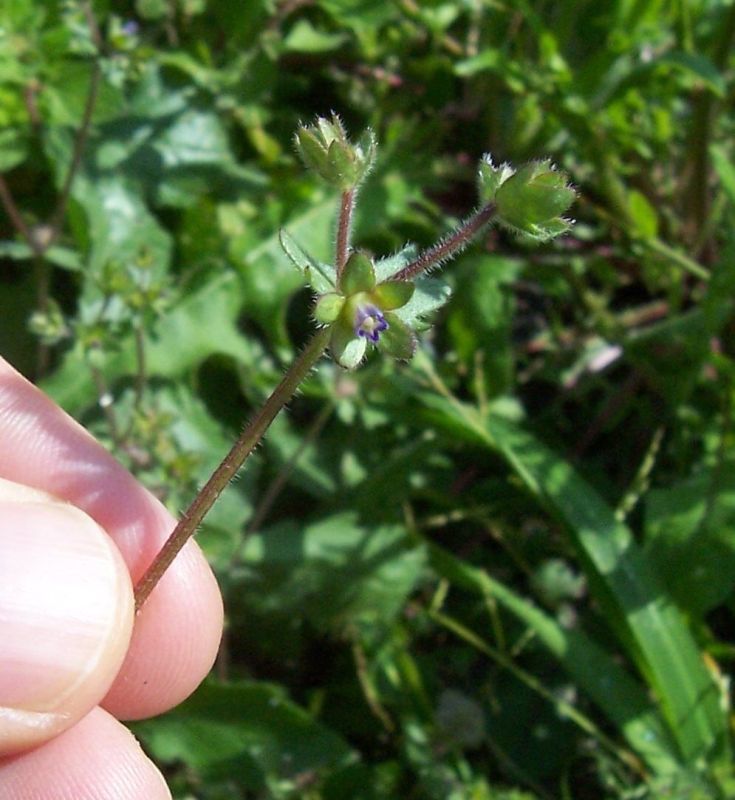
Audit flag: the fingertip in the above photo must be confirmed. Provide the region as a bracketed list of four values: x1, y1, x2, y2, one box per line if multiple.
[103, 540, 223, 720]
[0, 707, 171, 800]
[0, 481, 134, 755]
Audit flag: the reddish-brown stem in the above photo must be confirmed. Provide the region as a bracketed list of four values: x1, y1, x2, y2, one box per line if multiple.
[391, 202, 496, 282]
[335, 188, 355, 279]
[133, 327, 331, 611]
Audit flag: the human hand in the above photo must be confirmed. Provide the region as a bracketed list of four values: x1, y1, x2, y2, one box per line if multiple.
[0, 357, 224, 798]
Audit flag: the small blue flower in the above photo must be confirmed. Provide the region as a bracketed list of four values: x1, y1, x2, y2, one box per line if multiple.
[354, 304, 388, 343]
[309, 251, 417, 369]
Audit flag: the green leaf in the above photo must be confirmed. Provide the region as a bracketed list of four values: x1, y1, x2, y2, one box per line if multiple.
[644, 463, 735, 616]
[134, 680, 354, 788]
[67, 174, 172, 278]
[649, 52, 726, 99]
[711, 144, 735, 207]
[283, 19, 349, 53]
[454, 49, 502, 77]
[150, 384, 257, 569]
[135, 0, 169, 19]
[235, 197, 338, 344]
[41, 272, 253, 413]
[414, 382, 729, 766]
[0, 240, 82, 271]
[0, 127, 28, 170]
[446, 254, 520, 393]
[237, 513, 426, 630]
[425, 540, 680, 774]
[374, 244, 419, 282]
[279, 227, 337, 293]
[628, 189, 659, 239]
[393, 278, 452, 330]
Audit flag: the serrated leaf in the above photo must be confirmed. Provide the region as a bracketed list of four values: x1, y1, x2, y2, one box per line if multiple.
[374, 243, 419, 282]
[393, 277, 452, 329]
[278, 227, 336, 293]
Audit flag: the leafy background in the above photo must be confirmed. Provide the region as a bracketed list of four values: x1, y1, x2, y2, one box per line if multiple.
[1, 1, 735, 798]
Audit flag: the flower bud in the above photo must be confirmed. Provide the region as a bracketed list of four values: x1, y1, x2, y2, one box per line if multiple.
[494, 160, 576, 241]
[295, 114, 377, 191]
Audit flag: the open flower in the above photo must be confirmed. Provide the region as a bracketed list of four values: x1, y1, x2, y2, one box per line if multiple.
[354, 304, 388, 342]
[313, 252, 416, 369]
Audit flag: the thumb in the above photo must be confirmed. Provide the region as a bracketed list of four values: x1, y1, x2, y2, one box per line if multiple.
[0, 478, 134, 756]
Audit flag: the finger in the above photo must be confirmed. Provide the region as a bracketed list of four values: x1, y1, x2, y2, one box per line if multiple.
[0, 706, 171, 800]
[0, 480, 133, 756]
[0, 358, 223, 720]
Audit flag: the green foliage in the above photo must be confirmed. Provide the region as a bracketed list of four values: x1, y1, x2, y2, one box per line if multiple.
[2, 1, 735, 798]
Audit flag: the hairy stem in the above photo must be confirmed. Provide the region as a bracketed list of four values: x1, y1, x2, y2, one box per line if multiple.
[134, 326, 331, 611]
[335, 188, 355, 280]
[391, 202, 496, 282]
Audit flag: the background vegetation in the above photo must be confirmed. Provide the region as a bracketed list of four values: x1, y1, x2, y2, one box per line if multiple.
[1, 1, 735, 797]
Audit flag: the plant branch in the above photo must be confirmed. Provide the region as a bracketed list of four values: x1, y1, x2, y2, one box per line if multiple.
[134, 326, 332, 611]
[684, 0, 735, 251]
[47, 59, 102, 242]
[391, 202, 496, 282]
[0, 175, 38, 252]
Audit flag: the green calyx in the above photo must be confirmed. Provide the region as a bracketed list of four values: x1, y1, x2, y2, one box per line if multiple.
[340, 251, 376, 294]
[311, 251, 416, 369]
[477, 155, 576, 241]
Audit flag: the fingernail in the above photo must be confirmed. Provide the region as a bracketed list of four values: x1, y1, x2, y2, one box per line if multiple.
[0, 500, 133, 714]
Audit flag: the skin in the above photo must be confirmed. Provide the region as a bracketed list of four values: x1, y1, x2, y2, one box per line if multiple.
[0, 356, 224, 798]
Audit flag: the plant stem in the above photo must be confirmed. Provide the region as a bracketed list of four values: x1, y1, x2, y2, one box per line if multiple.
[47, 59, 101, 243]
[684, 0, 735, 251]
[335, 188, 354, 280]
[391, 202, 496, 282]
[643, 235, 709, 281]
[0, 175, 38, 252]
[133, 326, 331, 611]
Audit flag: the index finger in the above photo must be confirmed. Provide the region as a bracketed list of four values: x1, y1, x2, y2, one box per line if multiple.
[0, 357, 223, 720]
